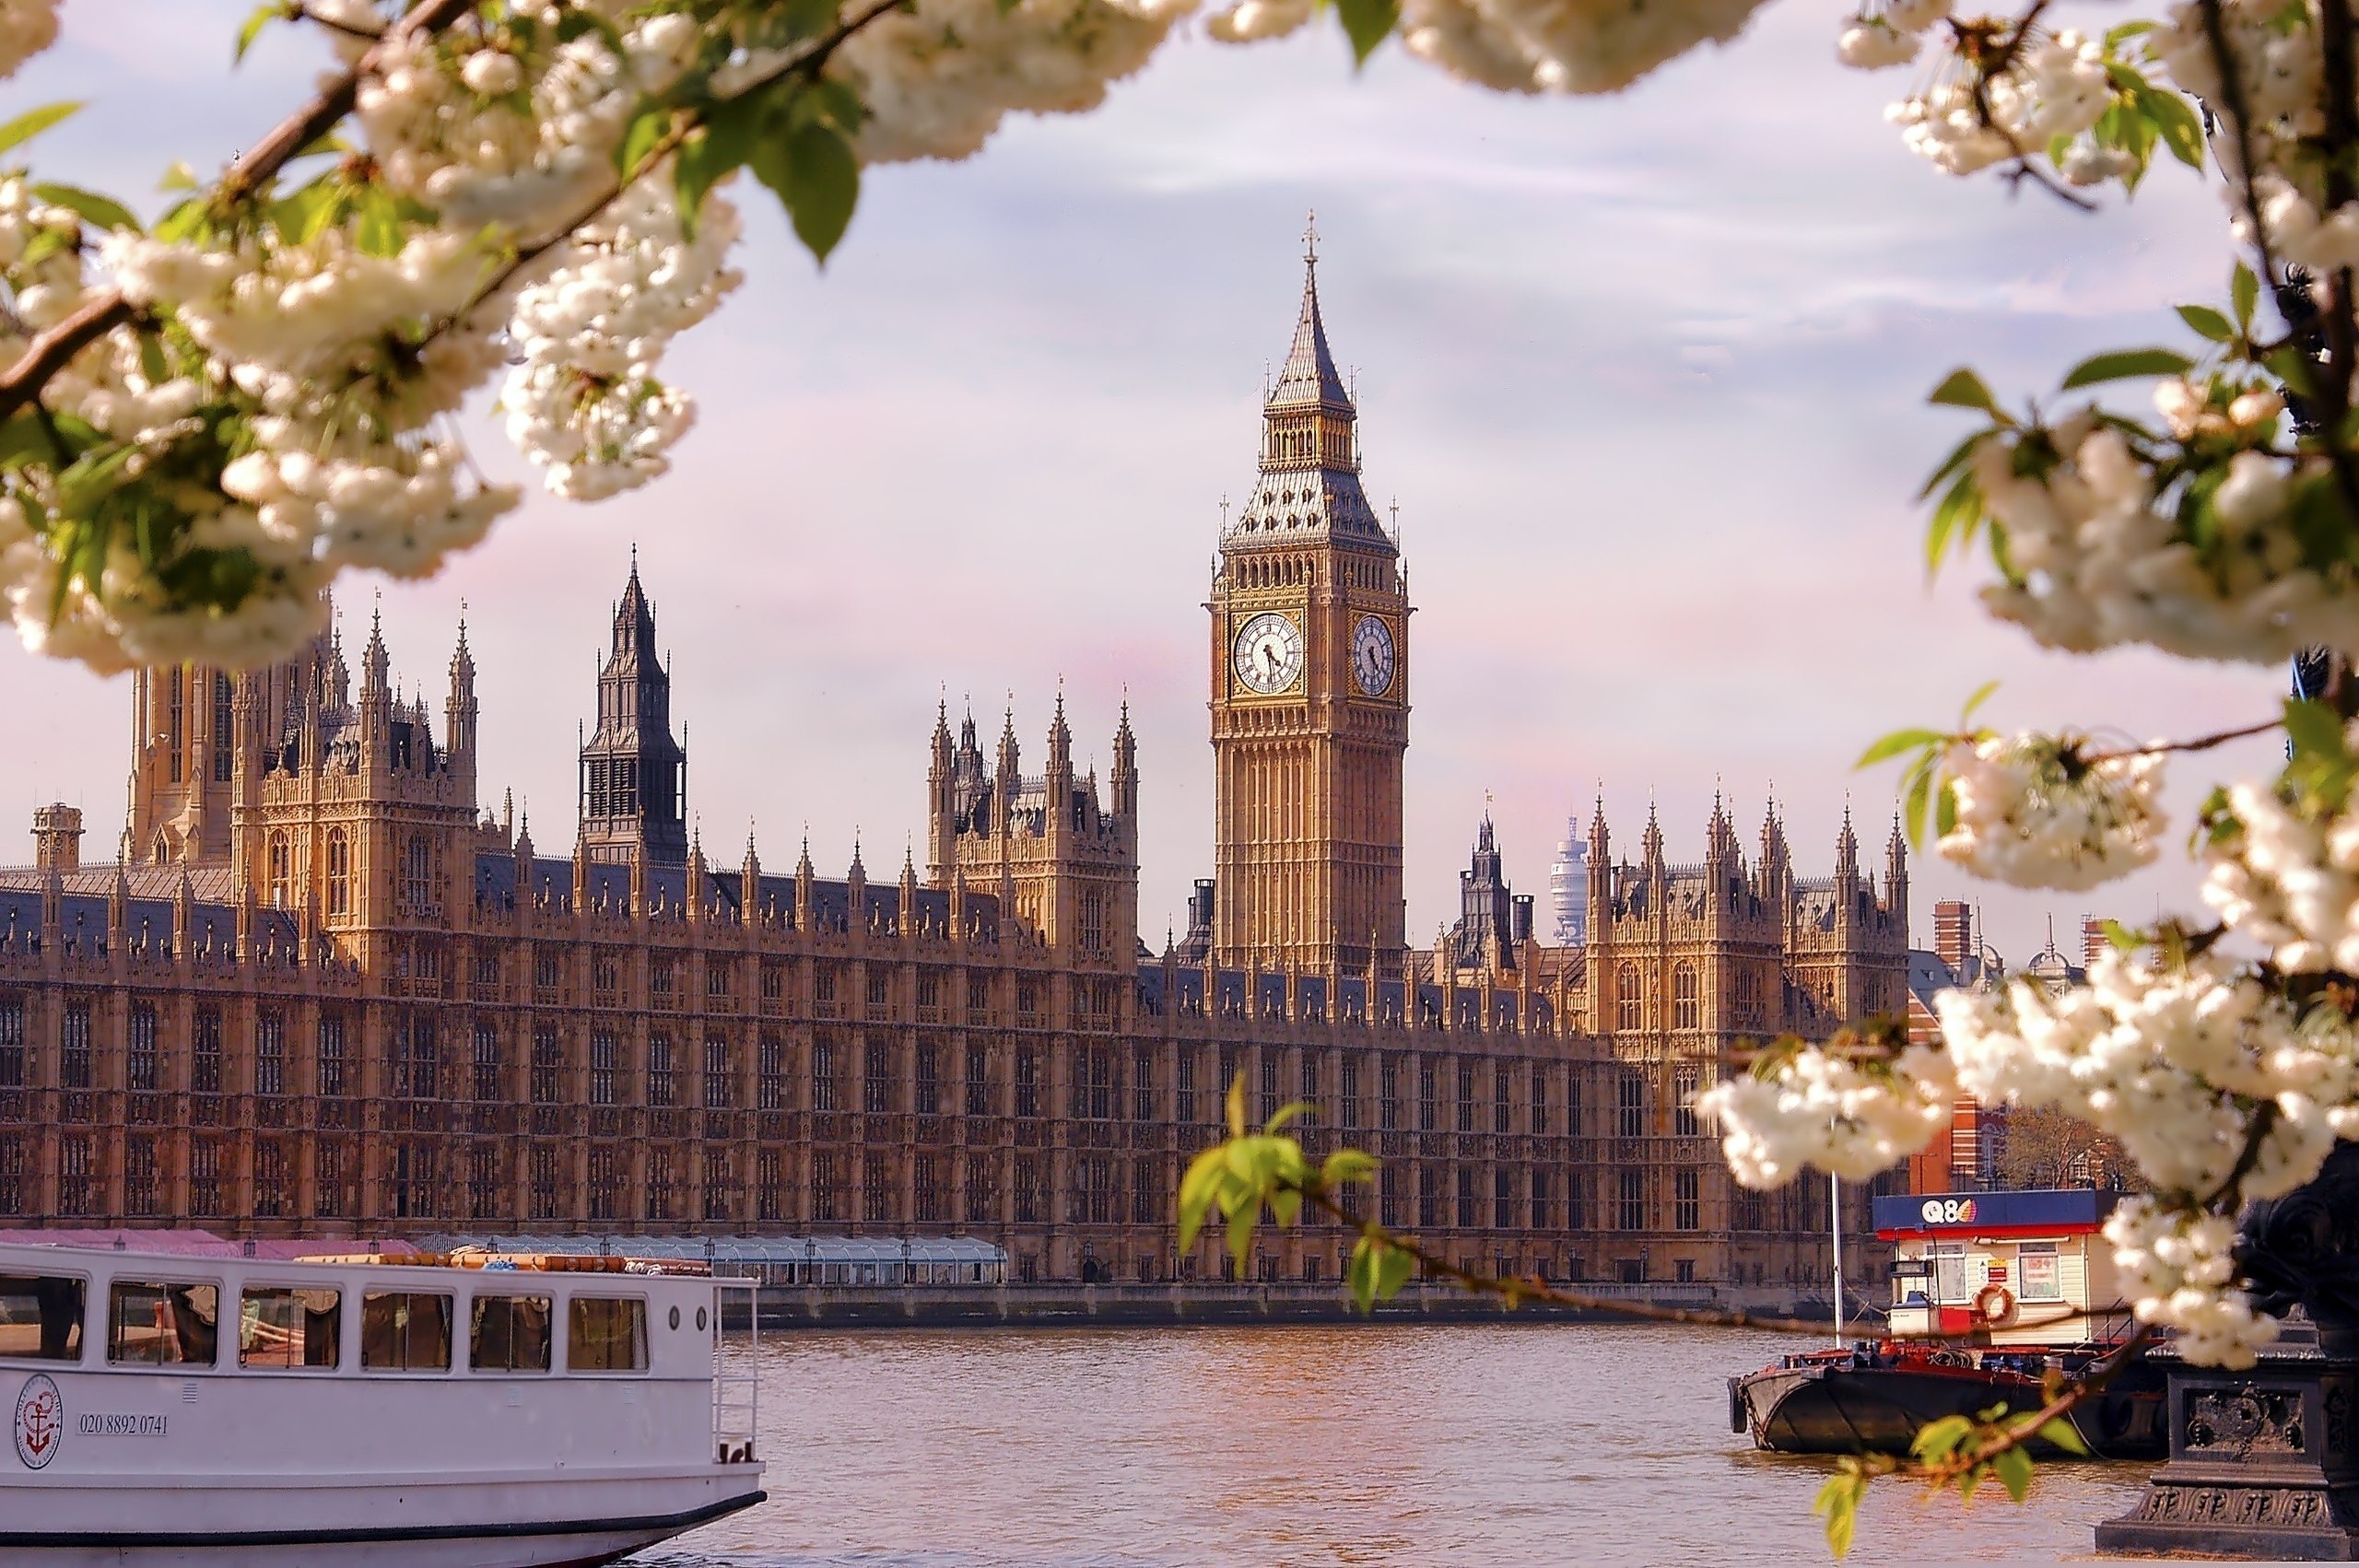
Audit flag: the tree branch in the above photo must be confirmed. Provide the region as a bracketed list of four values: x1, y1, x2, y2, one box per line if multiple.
[2080, 713, 2286, 762]
[0, 0, 482, 422]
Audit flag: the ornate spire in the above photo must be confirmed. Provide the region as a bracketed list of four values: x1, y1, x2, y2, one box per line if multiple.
[1226, 224, 1386, 547]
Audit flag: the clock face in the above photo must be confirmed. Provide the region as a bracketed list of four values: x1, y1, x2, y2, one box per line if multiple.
[1352, 615, 1396, 697]
[1232, 612, 1305, 695]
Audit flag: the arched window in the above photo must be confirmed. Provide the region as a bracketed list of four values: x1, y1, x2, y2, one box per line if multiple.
[266, 833, 290, 909]
[1673, 964, 1699, 1030]
[325, 828, 350, 917]
[1615, 965, 1641, 1032]
[403, 833, 432, 912]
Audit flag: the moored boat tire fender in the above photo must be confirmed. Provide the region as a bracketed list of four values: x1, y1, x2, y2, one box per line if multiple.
[1974, 1284, 2015, 1325]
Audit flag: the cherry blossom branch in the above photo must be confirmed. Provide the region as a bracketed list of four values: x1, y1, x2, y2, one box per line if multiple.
[1285, 1177, 2135, 1343]
[1960, 1, 2097, 213]
[2080, 713, 2287, 763]
[415, 0, 906, 353]
[0, 0, 486, 423]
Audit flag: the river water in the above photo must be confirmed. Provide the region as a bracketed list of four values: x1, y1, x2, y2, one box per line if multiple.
[644, 1323, 2150, 1565]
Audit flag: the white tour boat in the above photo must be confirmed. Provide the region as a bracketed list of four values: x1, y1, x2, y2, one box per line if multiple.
[0, 1235, 765, 1564]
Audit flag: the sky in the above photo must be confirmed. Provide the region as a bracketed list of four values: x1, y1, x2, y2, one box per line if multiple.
[0, 0, 2291, 965]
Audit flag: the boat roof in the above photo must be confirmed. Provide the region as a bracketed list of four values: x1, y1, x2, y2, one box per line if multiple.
[1871, 1188, 2121, 1239]
[424, 1234, 1010, 1266]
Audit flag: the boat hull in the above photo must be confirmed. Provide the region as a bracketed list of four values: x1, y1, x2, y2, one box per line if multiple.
[1730, 1354, 2166, 1460]
[0, 1472, 765, 1565]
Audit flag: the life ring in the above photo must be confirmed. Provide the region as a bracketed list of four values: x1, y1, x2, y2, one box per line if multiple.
[1975, 1284, 2016, 1324]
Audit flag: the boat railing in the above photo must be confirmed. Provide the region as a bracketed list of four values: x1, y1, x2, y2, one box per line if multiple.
[712, 1277, 759, 1467]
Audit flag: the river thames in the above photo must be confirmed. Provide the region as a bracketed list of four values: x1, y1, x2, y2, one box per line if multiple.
[646, 1322, 2148, 1565]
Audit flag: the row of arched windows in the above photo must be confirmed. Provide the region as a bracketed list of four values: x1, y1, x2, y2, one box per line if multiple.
[1613, 962, 1703, 1032]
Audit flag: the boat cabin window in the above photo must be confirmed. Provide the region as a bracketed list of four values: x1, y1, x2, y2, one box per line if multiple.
[470, 1294, 552, 1374]
[107, 1281, 218, 1367]
[568, 1296, 647, 1372]
[1929, 1246, 1970, 1305]
[240, 1288, 341, 1370]
[2019, 1243, 2062, 1302]
[362, 1292, 453, 1372]
[0, 1274, 85, 1362]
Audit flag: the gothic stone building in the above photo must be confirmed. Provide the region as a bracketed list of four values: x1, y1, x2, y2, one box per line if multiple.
[0, 252, 1907, 1295]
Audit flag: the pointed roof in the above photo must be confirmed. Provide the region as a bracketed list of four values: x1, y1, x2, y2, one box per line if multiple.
[611, 556, 660, 666]
[1225, 228, 1389, 550]
[1268, 242, 1351, 412]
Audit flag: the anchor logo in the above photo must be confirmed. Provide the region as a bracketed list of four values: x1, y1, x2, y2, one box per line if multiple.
[14, 1375, 61, 1469]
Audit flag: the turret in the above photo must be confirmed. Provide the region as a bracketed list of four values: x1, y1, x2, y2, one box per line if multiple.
[445, 611, 479, 792]
[1109, 702, 1138, 825]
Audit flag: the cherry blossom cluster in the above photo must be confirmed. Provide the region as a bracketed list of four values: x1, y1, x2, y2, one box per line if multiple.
[1838, 4, 2124, 182]
[1964, 395, 2359, 666]
[500, 170, 742, 500]
[2201, 777, 2359, 973]
[1204, 0, 1771, 96]
[1693, 1038, 1957, 1189]
[353, 4, 701, 242]
[834, 0, 1196, 167]
[2104, 1199, 2281, 1369]
[0, 0, 58, 82]
[1936, 731, 2166, 891]
[1930, 946, 2359, 1363]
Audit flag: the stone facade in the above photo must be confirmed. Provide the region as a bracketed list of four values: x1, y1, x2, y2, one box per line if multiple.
[0, 251, 1907, 1296]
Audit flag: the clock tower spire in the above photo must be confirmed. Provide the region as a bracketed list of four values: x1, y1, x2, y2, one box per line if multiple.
[1208, 228, 1409, 975]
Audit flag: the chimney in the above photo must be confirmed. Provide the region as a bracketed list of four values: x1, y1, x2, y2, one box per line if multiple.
[32, 804, 83, 873]
[1933, 899, 1973, 973]
[2082, 916, 2110, 971]
[1511, 894, 1534, 945]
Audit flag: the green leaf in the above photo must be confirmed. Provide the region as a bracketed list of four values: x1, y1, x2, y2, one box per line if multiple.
[1910, 1413, 1976, 1462]
[1813, 1469, 1868, 1560]
[1993, 1444, 2036, 1503]
[2285, 696, 2348, 764]
[1855, 729, 1946, 769]
[1925, 466, 1982, 577]
[1960, 679, 2001, 722]
[235, 1, 285, 64]
[1345, 1235, 1384, 1311]
[1373, 1244, 1413, 1302]
[1916, 429, 1989, 503]
[2233, 262, 2259, 333]
[1176, 1146, 1226, 1254]
[0, 101, 83, 159]
[2176, 304, 2236, 343]
[2036, 1417, 2092, 1456]
[2136, 84, 2206, 169]
[1321, 1148, 1379, 1187]
[1334, 0, 1399, 64]
[1263, 1100, 1309, 1135]
[2060, 347, 2196, 391]
[158, 160, 200, 193]
[31, 182, 140, 233]
[2101, 919, 2145, 954]
[616, 106, 676, 179]
[1933, 777, 1959, 838]
[754, 120, 860, 264]
[1902, 755, 1936, 848]
[1928, 368, 2001, 414]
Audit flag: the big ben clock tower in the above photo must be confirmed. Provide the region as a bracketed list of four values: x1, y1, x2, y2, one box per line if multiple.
[1209, 225, 1410, 975]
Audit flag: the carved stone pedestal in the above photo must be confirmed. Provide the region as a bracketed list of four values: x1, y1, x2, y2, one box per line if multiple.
[2096, 1316, 2359, 1559]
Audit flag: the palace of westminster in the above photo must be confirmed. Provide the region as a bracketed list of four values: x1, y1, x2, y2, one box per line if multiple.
[0, 251, 1910, 1294]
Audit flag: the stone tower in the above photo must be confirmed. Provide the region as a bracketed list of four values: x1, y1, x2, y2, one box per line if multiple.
[1208, 228, 1411, 975]
[123, 663, 241, 864]
[579, 557, 688, 868]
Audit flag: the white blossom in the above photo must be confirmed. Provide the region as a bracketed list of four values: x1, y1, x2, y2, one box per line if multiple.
[0, 0, 61, 82]
[1694, 1042, 1956, 1188]
[1837, 21, 1919, 70]
[2201, 775, 2359, 974]
[500, 171, 740, 498]
[2105, 1199, 2279, 1369]
[1938, 731, 2165, 891]
[1972, 420, 2359, 663]
[1887, 29, 2111, 177]
[1389, 0, 1770, 96]
[834, 0, 1192, 167]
